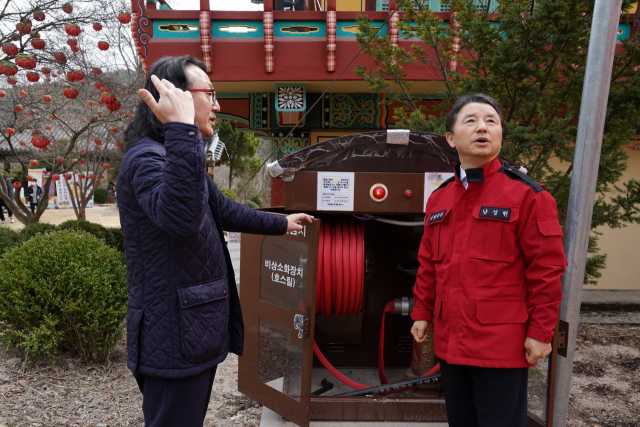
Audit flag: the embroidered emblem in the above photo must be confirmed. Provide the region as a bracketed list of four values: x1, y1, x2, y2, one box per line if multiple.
[479, 206, 511, 220]
[428, 209, 447, 224]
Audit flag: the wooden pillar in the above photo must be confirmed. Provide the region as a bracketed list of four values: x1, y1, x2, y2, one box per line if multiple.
[365, 0, 377, 11]
[264, 0, 274, 11]
[304, 0, 314, 11]
[326, 0, 336, 11]
[199, 0, 209, 10]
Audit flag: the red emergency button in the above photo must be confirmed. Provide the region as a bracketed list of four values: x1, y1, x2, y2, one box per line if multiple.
[370, 183, 388, 202]
[405, 190, 412, 197]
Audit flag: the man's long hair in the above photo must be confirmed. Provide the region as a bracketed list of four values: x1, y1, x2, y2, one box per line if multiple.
[123, 55, 208, 152]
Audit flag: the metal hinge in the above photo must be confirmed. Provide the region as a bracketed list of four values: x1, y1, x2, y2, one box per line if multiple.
[557, 320, 569, 358]
[294, 314, 309, 339]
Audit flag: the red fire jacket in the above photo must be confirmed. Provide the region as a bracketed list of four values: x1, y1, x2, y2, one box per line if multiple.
[412, 157, 567, 368]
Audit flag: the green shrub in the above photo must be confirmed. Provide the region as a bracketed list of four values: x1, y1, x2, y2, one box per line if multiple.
[221, 189, 236, 199]
[0, 228, 25, 257]
[0, 230, 127, 363]
[242, 200, 259, 209]
[58, 220, 124, 253]
[250, 194, 263, 207]
[93, 188, 109, 204]
[21, 222, 58, 239]
[105, 227, 124, 253]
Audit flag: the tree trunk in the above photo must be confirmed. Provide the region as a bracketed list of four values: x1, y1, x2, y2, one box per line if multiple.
[228, 165, 233, 190]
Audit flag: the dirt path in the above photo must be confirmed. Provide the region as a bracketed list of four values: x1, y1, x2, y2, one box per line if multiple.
[0, 338, 261, 427]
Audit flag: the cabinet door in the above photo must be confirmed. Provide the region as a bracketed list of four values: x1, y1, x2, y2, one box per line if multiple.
[238, 219, 320, 427]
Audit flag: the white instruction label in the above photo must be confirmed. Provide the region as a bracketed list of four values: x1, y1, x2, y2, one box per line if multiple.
[317, 172, 355, 211]
[424, 172, 455, 211]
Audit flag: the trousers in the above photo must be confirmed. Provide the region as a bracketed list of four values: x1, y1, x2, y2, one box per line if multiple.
[440, 359, 528, 427]
[0, 199, 12, 220]
[133, 366, 218, 427]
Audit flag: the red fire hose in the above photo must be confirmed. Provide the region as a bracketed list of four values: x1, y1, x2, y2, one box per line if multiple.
[312, 216, 441, 394]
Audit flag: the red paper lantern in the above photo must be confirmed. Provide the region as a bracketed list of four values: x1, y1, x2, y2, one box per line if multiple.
[18, 90, 27, 98]
[106, 101, 121, 112]
[63, 86, 79, 99]
[45, 126, 52, 130]
[26, 71, 39, 82]
[50, 115, 56, 119]
[7, 77, 17, 85]
[14, 105, 23, 112]
[5, 128, 15, 135]
[19, 141, 26, 146]
[31, 38, 46, 50]
[62, 3, 73, 13]
[1, 62, 18, 77]
[97, 41, 109, 51]
[92, 67, 102, 75]
[13, 182, 21, 189]
[79, 160, 85, 165]
[118, 12, 132, 24]
[56, 158, 64, 163]
[16, 19, 32, 35]
[15, 54, 37, 69]
[30, 160, 38, 166]
[65, 173, 72, 180]
[42, 95, 52, 102]
[53, 52, 67, 65]
[64, 24, 81, 37]
[87, 101, 95, 106]
[52, 174, 60, 181]
[103, 164, 110, 169]
[41, 67, 51, 74]
[0, 90, 5, 97]
[33, 11, 46, 21]
[1, 43, 18, 56]
[93, 23, 102, 31]
[94, 138, 102, 146]
[115, 141, 123, 148]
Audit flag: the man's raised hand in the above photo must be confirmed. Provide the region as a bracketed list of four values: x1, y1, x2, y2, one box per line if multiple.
[138, 75, 195, 125]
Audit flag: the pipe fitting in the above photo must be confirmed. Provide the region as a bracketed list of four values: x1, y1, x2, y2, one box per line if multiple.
[394, 297, 415, 316]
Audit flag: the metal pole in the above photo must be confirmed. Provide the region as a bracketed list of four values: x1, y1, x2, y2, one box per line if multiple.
[552, 1, 622, 426]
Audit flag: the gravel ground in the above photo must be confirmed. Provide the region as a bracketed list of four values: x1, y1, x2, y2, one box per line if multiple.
[1, 315, 639, 426]
[0, 337, 261, 427]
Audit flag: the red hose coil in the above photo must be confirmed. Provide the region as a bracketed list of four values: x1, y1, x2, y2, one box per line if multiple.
[313, 215, 441, 393]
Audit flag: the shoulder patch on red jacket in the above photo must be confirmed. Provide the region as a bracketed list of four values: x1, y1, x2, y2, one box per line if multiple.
[431, 175, 456, 195]
[498, 167, 544, 194]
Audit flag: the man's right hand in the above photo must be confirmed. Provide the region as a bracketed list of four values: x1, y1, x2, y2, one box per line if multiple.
[138, 75, 195, 125]
[411, 320, 429, 343]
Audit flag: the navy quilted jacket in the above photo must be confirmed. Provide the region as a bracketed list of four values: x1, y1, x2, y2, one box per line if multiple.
[118, 122, 287, 378]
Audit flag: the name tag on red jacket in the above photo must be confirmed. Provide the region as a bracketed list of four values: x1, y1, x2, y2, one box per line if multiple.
[479, 206, 511, 221]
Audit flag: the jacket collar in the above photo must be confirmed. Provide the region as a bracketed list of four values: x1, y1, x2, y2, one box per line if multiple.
[454, 156, 502, 184]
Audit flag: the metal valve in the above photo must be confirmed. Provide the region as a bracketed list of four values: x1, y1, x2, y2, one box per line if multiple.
[394, 297, 415, 316]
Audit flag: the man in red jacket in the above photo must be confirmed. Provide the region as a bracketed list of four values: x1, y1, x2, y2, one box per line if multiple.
[411, 93, 567, 427]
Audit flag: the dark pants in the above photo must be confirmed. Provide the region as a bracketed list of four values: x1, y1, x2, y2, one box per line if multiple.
[440, 359, 528, 427]
[133, 367, 218, 427]
[29, 202, 37, 214]
[0, 199, 11, 220]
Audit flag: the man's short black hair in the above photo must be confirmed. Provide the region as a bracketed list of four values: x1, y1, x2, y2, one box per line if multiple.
[445, 93, 506, 135]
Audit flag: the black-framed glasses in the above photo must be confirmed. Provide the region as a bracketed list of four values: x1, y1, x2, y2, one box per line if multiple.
[188, 88, 217, 103]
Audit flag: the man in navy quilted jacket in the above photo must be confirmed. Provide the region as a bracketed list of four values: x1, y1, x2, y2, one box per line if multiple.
[119, 55, 313, 427]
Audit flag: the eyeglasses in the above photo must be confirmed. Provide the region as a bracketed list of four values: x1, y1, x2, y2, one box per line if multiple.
[188, 88, 218, 103]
